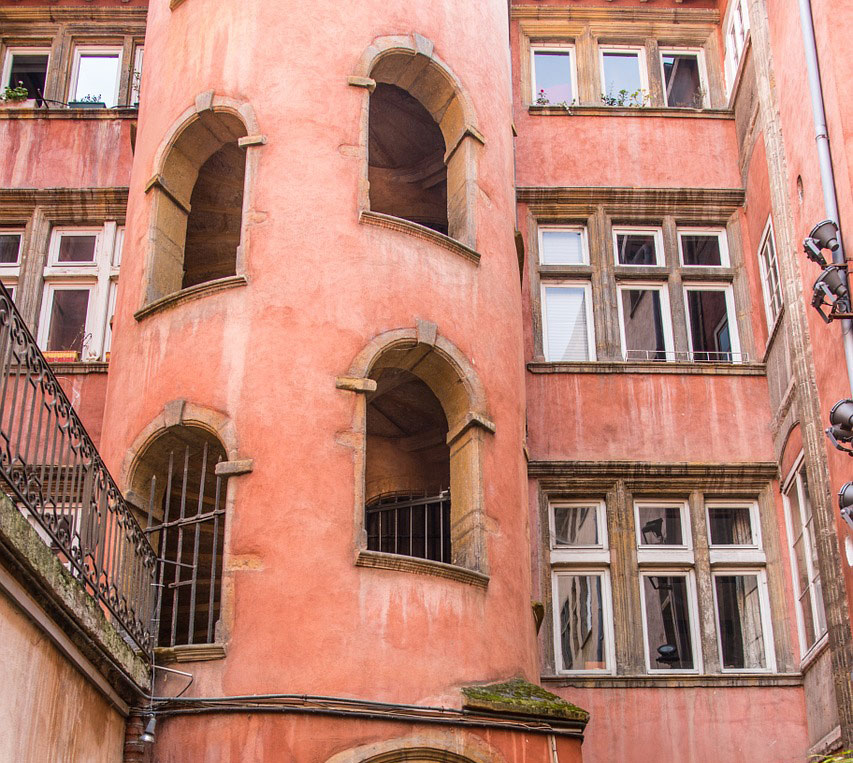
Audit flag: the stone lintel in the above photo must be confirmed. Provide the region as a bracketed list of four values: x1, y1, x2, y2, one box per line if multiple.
[215, 459, 254, 477]
[238, 134, 267, 148]
[163, 399, 186, 428]
[347, 76, 376, 92]
[336, 376, 378, 393]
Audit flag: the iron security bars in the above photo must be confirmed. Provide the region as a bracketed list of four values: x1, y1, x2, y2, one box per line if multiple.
[366, 491, 451, 563]
[0, 285, 156, 653]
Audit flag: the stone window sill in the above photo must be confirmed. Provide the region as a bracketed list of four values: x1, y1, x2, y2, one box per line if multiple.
[527, 360, 767, 376]
[0, 106, 138, 121]
[359, 210, 480, 265]
[134, 275, 248, 321]
[527, 105, 734, 120]
[48, 361, 110, 375]
[541, 673, 802, 689]
[355, 549, 489, 589]
[155, 643, 226, 664]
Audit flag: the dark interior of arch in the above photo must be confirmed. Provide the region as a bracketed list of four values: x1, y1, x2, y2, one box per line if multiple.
[182, 142, 245, 290]
[368, 83, 448, 235]
[365, 367, 450, 561]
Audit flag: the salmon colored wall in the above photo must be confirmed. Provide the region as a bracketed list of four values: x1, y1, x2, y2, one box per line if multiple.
[101, 0, 537, 747]
[55, 372, 109, 448]
[0, 118, 134, 189]
[0, 591, 125, 763]
[555, 685, 808, 763]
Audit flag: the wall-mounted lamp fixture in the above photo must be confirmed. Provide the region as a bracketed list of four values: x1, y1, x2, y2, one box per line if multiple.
[826, 399, 853, 454]
[139, 715, 156, 744]
[839, 482, 853, 531]
[803, 219, 852, 322]
[809, 219, 841, 253]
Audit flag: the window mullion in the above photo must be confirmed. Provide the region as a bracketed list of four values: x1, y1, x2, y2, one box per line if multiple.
[691, 490, 719, 673]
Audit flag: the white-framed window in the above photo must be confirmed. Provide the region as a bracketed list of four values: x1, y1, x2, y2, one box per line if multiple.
[37, 225, 121, 361]
[635, 500, 692, 551]
[757, 218, 783, 331]
[531, 46, 577, 106]
[549, 500, 614, 674]
[1, 47, 50, 101]
[541, 281, 596, 362]
[539, 226, 588, 265]
[639, 569, 702, 673]
[660, 49, 708, 108]
[782, 457, 827, 657]
[0, 229, 23, 300]
[69, 47, 122, 107]
[683, 283, 740, 363]
[599, 46, 648, 105]
[613, 226, 663, 267]
[131, 46, 144, 105]
[707, 501, 761, 550]
[678, 228, 729, 267]
[712, 569, 775, 672]
[724, 0, 751, 95]
[616, 282, 674, 362]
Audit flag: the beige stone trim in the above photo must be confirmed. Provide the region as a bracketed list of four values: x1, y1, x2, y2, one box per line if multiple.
[347, 76, 376, 92]
[529, 105, 734, 119]
[0, 188, 128, 220]
[335, 376, 377, 393]
[0, 7, 148, 22]
[541, 673, 802, 689]
[133, 275, 247, 322]
[237, 134, 267, 148]
[144, 174, 191, 214]
[322, 733, 504, 763]
[355, 550, 488, 589]
[359, 210, 480, 265]
[527, 360, 766, 376]
[512, 6, 719, 23]
[154, 643, 226, 663]
[215, 459, 254, 477]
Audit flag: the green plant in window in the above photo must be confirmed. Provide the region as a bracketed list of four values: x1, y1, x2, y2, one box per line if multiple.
[78, 93, 103, 103]
[812, 752, 853, 763]
[2, 81, 29, 102]
[536, 88, 550, 105]
[601, 88, 649, 107]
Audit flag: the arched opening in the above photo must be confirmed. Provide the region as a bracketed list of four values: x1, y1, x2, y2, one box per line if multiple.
[365, 368, 450, 561]
[369, 83, 448, 235]
[146, 110, 248, 304]
[364, 47, 480, 247]
[132, 425, 228, 647]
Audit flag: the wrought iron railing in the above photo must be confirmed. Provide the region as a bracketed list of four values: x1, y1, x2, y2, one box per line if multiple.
[366, 491, 451, 563]
[0, 285, 156, 653]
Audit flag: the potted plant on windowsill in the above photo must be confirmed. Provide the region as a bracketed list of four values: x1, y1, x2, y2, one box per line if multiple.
[0, 81, 35, 109]
[68, 93, 106, 109]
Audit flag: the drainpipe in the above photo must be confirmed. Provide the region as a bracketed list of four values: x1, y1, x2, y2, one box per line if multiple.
[797, 0, 853, 395]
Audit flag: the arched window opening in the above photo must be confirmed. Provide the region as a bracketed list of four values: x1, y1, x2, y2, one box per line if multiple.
[365, 368, 451, 562]
[147, 111, 248, 304]
[135, 426, 228, 647]
[368, 83, 448, 235]
[182, 142, 245, 289]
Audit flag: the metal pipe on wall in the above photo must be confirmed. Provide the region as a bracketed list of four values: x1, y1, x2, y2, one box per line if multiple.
[797, 0, 853, 395]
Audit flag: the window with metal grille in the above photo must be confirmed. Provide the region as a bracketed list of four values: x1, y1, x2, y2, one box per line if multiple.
[140, 426, 228, 647]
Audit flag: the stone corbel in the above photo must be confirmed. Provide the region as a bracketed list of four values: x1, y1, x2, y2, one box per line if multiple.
[144, 174, 191, 215]
[447, 411, 496, 446]
[336, 376, 377, 393]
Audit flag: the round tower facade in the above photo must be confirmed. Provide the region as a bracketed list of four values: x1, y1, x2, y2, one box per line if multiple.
[101, 1, 576, 759]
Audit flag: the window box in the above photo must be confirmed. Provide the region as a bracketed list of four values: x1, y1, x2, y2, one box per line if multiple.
[68, 100, 107, 109]
[43, 350, 80, 364]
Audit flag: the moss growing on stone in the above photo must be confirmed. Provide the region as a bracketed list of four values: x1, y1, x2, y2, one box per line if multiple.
[461, 677, 589, 723]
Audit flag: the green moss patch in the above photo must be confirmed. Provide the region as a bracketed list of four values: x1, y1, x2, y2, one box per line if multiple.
[461, 677, 589, 723]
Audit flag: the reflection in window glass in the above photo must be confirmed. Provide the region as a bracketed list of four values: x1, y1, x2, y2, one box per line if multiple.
[47, 290, 89, 353]
[643, 575, 695, 670]
[708, 506, 754, 545]
[615, 231, 658, 265]
[557, 574, 606, 671]
[0, 234, 21, 264]
[541, 229, 584, 265]
[662, 54, 703, 108]
[681, 234, 723, 266]
[602, 51, 643, 101]
[8, 54, 48, 100]
[620, 288, 667, 361]
[58, 235, 97, 263]
[638, 505, 684, 546]
[543, 285, 591, 361]
[534, 51, 573, 104]
[759, 227, 783, 325]
[687, 290, 731, 361]
[715, 574, 765, 669]
[74, 53, 120, 107]
[554, 505, 600, 547]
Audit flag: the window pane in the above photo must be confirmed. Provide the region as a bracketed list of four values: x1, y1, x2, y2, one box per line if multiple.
[681, 234, 723, 265]
[8, 54, 48, 99]
[620, 289, 667, 361]
[615, 232, 657, 265]
[708, 506, 754, 545]
[544, 286, 590, 361]
[557, 574, 606, 671]
[760, 232, 783, 322]
[643, 575, 694, 670]
[0, 234, 21, 264]
[686, 290, 732, 361]
[602, 52, 642, 99]
[46, 290, 89, 353]
[57, 235, 97, 263]
[74, 54, 120, 107]
[715, 575, 766, 669]
[541, 230, 584, 265]
[662, 54, 703, 107]
[554, 505, 600, 547]
[638, 505, 683, 546]
[534, 51, 573, 104]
